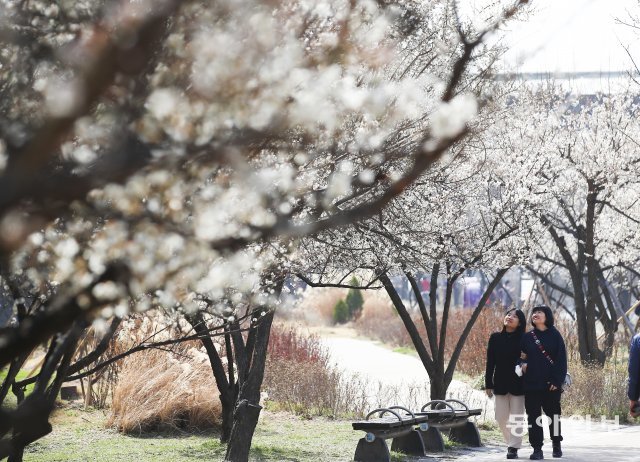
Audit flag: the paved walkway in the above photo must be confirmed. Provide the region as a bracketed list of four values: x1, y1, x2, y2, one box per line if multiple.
[323, 336, 493, 415]
[454, 419, 639, 461]
[322, 335, 640, 461]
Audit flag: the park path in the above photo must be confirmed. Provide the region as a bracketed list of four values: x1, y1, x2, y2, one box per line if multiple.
[321, 334, 640, 461]
[322, 336, 493, 418]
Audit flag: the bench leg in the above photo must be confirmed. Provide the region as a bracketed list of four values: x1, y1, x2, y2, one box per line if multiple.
[390, 429, 426, 456]
[447, 421, 482, 447]
[419, 426, 445, 452]
[354, 436, 390, 462]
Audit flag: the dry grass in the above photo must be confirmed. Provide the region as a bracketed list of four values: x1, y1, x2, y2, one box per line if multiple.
[354, 293, 505, 377]
[75, 312, 206, 410]
[107, 348, 222, 433]
[552, 316, 633, 422]
[264, 360, 368, 418]
[446, 307, 505, 376]
[563, 356, 630, 422]
[353, 291, 411, 346]
[553, 315, 581, 362]
[284, 288, 348, 326]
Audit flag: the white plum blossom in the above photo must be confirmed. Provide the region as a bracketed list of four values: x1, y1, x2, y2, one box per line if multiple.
[430, 93, 479, 139]
[0, 0, 529, 335]
[44, 78, 84, 117]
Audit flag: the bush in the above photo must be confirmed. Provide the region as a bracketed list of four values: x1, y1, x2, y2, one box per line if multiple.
[353, 291, 412, 346]
[345, 284, 364, 320]
[563, 356, 631, 422]
[267, 323, 327, 364]
[263, 324, 368, 417]
[446, 307, 504, 376]
[333, 299, 349, 324]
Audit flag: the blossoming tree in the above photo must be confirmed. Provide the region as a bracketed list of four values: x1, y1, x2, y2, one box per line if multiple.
[487, 86, 640, 365]
[0, 0, 529, 460]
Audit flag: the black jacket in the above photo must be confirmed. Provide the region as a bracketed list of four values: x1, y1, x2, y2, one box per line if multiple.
[485, 330, 524, 395]
[520, 327, 567, 391]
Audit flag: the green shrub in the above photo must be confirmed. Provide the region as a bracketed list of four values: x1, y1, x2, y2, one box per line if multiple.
[345, 280, 364, 320]
[333, 299, 349, 324]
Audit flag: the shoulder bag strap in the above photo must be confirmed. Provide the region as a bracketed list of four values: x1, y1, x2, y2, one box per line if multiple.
[530, 331, 554, 365]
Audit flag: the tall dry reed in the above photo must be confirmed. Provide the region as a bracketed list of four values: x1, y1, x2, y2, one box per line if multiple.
[108, 348, 222, 433]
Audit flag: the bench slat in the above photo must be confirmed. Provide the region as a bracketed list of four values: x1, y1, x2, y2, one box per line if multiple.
[353, 408, 481, 431]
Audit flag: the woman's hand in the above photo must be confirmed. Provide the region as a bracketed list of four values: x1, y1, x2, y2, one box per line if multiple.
[549, 384, 558, 391]
[485, 388, 494, 398]
[521, 363, 527, 374]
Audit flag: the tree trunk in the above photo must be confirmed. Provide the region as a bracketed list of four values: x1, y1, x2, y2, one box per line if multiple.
[224, 391, 263, 462]
[185, 313, 236, 442]
[379, 272, 435, 374]
[224, 309, 274, 462]
[545, 217, 604, 366]
[583, 181, 606, 365]
[429, 377, 448, 402]
[7, 444, 24, 462]
[219, 385, 238, 443]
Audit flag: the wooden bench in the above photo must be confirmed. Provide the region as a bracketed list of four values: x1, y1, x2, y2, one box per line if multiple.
[351, 399, 482, 462]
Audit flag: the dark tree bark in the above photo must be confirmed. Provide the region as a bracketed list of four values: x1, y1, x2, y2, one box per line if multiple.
[186, 313, 237, 443]
[224, 309, 275, 462]
[6, 322, 84, 462]
[0, 264, 131, 461]
[224, 270, 283, 462]
[379, 266, 508, 401]
[583, 179, 606, 364]
[541, 184, 611, 366]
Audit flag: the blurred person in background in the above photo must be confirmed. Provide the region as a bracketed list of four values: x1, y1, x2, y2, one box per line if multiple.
[628, 332, 640, 418]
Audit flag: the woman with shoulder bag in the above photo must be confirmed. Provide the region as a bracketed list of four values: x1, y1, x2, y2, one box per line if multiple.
[520, 305, 567, 460]
[485, 308, 527, 460]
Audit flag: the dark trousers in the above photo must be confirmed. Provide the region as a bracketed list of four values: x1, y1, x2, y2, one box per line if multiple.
[524, 390, 563, 449]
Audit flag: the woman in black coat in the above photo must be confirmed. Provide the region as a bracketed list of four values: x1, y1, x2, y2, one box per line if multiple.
[520, 305, 567, 460]
[485, 308, 526, 460]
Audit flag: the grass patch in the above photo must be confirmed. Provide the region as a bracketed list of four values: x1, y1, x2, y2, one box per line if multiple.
[21, 404, 507, 461]
[391, 346, 416, 356]
[477, 420, 503, 444]
[442, 434, 463, 450]
[23, 407, 356, 462]
[0, 368, 37, 409]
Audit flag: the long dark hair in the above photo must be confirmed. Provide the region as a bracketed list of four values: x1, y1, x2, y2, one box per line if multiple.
[501, 308, 526, 335]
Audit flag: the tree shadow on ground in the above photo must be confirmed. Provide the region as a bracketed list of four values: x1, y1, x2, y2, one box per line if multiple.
[250, 443, 315, 461]
[122, 428, 220, 440]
